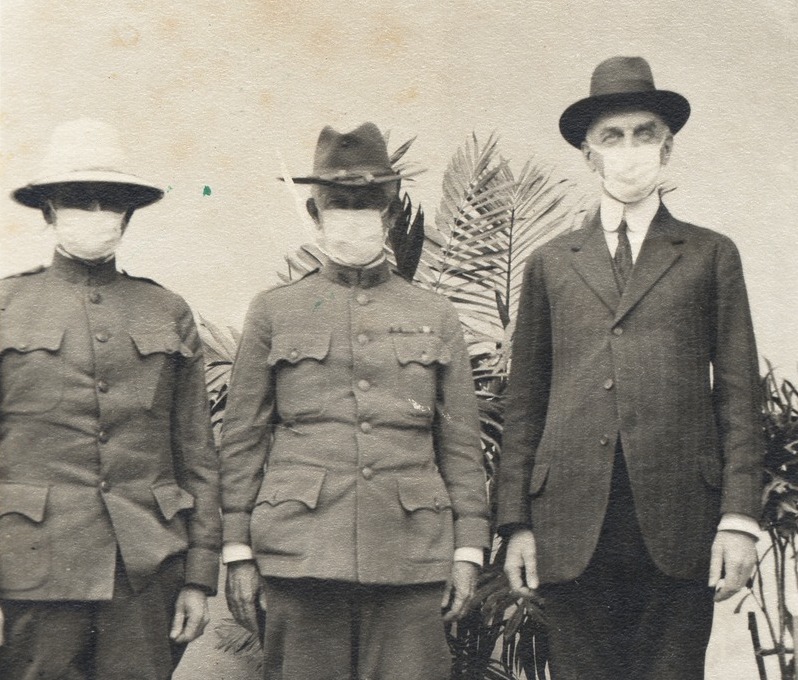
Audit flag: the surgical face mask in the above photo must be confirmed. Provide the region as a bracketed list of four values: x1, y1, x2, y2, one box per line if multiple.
[590, 141, 665, 204]
[53, 208, 125, 261]
[318, 209, 387, 266]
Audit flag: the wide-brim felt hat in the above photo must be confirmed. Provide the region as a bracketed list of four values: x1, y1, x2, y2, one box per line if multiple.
[290, 122, 407, 188]
[12, 118, 163, 209]
[559, 56, 690, 148]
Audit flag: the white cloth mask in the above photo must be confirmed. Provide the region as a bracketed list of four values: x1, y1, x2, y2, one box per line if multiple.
[318, 209, 387, 266]
[590, 142, 664, 204]
[53, 209, 125, 261]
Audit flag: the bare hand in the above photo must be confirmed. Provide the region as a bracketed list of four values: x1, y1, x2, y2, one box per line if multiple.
[170, 586, 210, 644]
[708, 531, 758, 602]
[441, 561, 479, 622]
[226, 560, 266, 633]
[504, 529, 539, 597]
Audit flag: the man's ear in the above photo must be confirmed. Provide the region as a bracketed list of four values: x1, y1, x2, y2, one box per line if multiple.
[306, 197, 321, 227]
[660, 133, 674, 166]
[121, 208, 135, 233]
[581, 141, 599, 173]
[384, 195, 403, 227]
[42, 200, 57, 226]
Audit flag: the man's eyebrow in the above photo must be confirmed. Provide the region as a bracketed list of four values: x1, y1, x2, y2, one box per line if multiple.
[634, 121, 659, 133]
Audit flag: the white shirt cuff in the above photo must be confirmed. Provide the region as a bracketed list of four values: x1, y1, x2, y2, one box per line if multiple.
[718, 513, 760, 540]
[453, 547, 483, 567]
[222, 542, 255, 564]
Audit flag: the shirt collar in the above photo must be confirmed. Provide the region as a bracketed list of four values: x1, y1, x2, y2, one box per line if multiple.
[319, 257, 392, 289]
[49, 250, 118, 286]
[599, 190, 661, 234]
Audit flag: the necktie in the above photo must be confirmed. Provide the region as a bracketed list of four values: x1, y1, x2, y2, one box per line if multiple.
[613, 219, 633, 291]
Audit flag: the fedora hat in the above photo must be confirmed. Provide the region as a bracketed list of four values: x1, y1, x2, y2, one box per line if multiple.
[13, 118, 163, 209]
[290, 123, 410, 188]
[559, 56, 690, 148]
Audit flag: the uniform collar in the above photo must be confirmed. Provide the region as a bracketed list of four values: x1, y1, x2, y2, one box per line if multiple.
[599, 190, 661, 234]
[320, 257, 391, 289]
[49, 250, 118, 286]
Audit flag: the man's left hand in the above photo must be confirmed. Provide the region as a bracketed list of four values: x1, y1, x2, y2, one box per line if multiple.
[441, 561, 479, 622]
[708, 531, 758, 602]
[170, 586, 210, 644]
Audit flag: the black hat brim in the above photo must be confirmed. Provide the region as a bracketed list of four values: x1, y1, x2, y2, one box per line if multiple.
[13, 178, 163, 210]
[559, 90, 690, 148]
[288, 172, 403, 188]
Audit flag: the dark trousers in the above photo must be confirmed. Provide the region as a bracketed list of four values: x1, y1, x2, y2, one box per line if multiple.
[0, 553, 187, 680]
[262, 577, 450, 680]
[540, 446, 715, 680]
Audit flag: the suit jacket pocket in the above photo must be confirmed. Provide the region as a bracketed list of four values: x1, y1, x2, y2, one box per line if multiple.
[0, 328, 64, 414]
[398, 475, 454, 563]
[0, 483, 50, 592]
[528, 446, 556, 496]
[152, 482, 196, 521]
[131, 329, 192, 412]
[250, 467, 326, 558]
[267, 333, 331, 419]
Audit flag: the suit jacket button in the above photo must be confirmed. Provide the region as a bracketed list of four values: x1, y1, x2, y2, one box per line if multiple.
[599, 435, 610, 446]
[89, 291, 102, 304]
[361, 466, 374, 480]
[98, 430, 109, 444]
[100, 480, 111, 492]
[97, 380, 109, 393]
[612, 327, 623, 336]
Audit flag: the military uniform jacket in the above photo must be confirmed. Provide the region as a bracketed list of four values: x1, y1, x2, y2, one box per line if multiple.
[497, 205, 764, 583]
[0, 253, 221, 600]
[220, 260, 490, 585]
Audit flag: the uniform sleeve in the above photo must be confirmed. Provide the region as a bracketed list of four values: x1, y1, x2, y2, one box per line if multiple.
[434, 301, 490, 551]
[496, 252, 553, 532]
[172, 303, 222, 593]
[218, 293, 276, 547]
[710, 237, 764, 519]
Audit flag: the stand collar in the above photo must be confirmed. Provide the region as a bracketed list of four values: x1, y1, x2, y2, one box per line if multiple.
[49, 250, 118, 286]
[319, 257, 391, 288]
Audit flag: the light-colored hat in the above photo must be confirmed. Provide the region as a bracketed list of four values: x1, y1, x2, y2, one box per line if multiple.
[12, 118, 163, 209]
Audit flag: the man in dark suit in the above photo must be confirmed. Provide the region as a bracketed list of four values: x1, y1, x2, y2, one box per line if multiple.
[498, 57, 764, 680]
[0, 119, 221, 680]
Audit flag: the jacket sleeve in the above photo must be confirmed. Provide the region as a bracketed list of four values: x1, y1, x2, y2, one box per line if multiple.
[433, 301, 491, 551]
[172, 303, 222, 593]
[496, 252, 553, 531]
[710, 236, 764, 520]
[218, 292, 276, 547]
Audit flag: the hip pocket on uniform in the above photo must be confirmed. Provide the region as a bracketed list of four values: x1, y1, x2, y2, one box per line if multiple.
[398, 475, 454, 563]
[0, 483, 50, 592]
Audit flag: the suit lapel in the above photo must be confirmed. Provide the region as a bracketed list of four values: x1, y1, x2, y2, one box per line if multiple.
[569, 211, 621, 313]
[612, 204, 685, 324]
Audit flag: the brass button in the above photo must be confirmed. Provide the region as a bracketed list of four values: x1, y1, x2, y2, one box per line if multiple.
[99, 480, 111, 492]
[98, 430, 109, 444]
[97, 380, 109, 393]
[357, 334, 369, 345]
[434, 498, 441, 510]
[360, 421, 372, 434]
[603, 378, 614, 390]
[357, 379, 371, 392]
[612, 327, 623, 336]
[599, 435, 610, 446]
[289, 349, 299, 360]
[18, 343, 27, 350]
[361, 466, 374, 480]
[420, 352, 430, 362]
[356, 293, 369, 306]
[89, 291, 102, 304]
[95, 332, 110, 343]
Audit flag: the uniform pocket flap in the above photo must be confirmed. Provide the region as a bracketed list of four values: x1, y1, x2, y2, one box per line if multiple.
[392, 336, 451, 366]
[267, 333, 331, 366]
[256, 467, 326, 509]
[152, 483, 195, 521]
[0, 328, 64, 354]
[398, 475, 453, 512]
[698, 455, 723, 490]
[130, 330, 190, 357]
[0, 483, 49, 522]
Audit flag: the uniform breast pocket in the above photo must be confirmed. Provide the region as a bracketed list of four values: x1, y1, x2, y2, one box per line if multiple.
[130, 330, 193, 412]
[392, 336, 451, 417]
[0, 328, 65, 414]
[267, 333, 331, 419]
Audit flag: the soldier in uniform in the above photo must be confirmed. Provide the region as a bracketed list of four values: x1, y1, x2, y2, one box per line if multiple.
[220, 123, 490, 680]
[0, 119, 221, 680]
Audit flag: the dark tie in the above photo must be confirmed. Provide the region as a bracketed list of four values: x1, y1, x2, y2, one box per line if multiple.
[613, 219, 633, 291]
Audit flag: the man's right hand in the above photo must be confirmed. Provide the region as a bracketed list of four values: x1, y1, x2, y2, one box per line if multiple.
[504, 529, 539, 597]
[225, 560, 266, 633]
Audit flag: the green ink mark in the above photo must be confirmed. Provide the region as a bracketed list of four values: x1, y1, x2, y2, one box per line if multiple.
[166, 185, 173, 192]
[203, 185, 212, 196]
[313, 299, 324, 309]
